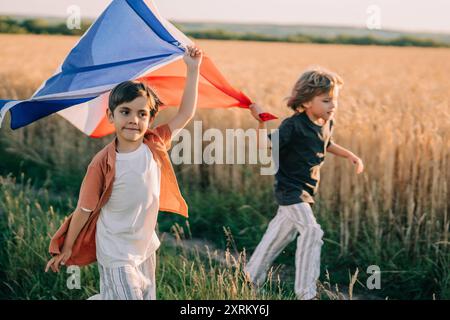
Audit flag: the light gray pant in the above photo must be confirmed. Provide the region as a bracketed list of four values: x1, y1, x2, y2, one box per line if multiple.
[91, 252, 157, 300]
[245, 202, 324, 300]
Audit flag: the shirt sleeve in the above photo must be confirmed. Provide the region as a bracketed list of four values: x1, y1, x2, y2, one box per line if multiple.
[269, 117, 294, 150]
[155, 123, 172, 150]
[76, 162, 104, 213]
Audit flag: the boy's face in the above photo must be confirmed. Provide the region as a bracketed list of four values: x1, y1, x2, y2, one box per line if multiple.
[107, 95, 154, 142]
[303, 86, 339, 122]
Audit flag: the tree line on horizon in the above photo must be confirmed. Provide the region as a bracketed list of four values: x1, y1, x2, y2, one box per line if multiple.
[0, 16, 447, 48]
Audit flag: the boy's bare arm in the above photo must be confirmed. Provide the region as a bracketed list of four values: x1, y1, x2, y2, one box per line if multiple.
[250, 103, 272, 149]
[45, 207, 91, 272]
[327, 143, 364, 174]
[256, 121, 271, 150]
[326, 142, 354, 158]
[167, 46, 202, 136]
[62, 207, 92, 251]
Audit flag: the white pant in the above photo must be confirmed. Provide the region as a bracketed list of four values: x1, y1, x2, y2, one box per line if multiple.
[245, 202, 324, 300]
[88, 252, 157, 300]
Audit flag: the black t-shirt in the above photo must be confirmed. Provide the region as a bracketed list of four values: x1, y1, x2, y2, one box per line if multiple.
[269, 111, 334, 205]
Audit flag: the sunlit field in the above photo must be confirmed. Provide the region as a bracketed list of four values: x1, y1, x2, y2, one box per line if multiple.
[0, 33, 449, 299]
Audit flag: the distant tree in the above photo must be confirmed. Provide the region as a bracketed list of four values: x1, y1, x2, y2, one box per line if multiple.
[0, 16, 27, 33]
[21, 19, 50, 34]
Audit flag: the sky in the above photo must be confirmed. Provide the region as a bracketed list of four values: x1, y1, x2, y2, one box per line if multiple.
[0, 0, 449, 34]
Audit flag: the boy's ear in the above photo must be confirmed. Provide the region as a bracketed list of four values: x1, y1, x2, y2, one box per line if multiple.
[302, 101, 311, 110]
[106, 108, 114, 123]
[147, 115, 156, 128]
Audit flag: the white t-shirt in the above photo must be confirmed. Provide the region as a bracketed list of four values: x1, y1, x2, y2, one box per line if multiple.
[96, 143, 161, 268]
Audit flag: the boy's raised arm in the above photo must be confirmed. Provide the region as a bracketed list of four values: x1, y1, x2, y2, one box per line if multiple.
[249, 103, 272, 150]
[167, 46, 203, 137]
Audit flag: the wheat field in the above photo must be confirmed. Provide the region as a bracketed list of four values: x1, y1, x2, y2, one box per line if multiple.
[0, 33, 449, 299]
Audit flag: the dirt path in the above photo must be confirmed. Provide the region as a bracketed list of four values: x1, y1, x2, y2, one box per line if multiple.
[160, 232, 382, 300]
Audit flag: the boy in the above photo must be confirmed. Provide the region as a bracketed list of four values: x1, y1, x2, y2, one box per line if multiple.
[246, 67, 364, 300]
[45, 46, 202, 300]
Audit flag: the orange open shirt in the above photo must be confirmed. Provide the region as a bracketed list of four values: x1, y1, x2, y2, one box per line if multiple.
[48, 124, 188, 266]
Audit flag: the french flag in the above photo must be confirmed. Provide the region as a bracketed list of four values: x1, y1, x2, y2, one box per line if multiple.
[0, 0, 276, 138]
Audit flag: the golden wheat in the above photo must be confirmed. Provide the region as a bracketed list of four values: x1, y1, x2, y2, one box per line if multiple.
[0, 34, 448, 255]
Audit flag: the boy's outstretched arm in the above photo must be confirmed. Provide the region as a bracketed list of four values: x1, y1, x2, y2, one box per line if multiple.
[327, 143, 364, 174]
[167, 45, 203, 136]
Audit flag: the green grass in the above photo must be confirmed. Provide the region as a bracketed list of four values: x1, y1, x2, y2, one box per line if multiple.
[0, 173, 291, 300]
[0, 173, 448, 299]
[158, 182, 450, 299]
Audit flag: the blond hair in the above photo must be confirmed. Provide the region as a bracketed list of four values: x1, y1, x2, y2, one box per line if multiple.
[286, 66, 344, 111]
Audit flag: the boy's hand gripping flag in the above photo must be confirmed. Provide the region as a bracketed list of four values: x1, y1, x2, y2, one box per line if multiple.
[0, 0, 276, 137]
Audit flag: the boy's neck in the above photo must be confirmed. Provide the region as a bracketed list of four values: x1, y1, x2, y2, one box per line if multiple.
[304, 110, 326, 126]
[115, 136, 145, 153]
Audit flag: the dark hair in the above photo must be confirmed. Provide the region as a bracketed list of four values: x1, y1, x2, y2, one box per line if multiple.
[286, 67, 343, 111]
[108, 81, 163, 118]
